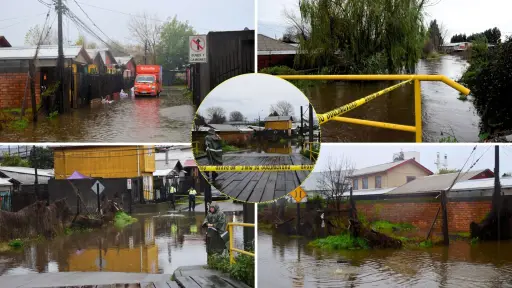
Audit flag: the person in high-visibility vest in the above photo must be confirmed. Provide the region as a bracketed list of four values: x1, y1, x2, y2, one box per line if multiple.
[169, 181, 177, 210]
[188, 187, 197, 212]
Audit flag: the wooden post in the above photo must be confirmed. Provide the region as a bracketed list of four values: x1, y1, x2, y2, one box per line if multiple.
[441, 190, 449, 245]
[300, 106, 304, 138]
[308, 103, 314, 143]
[29, 60, 37, 122]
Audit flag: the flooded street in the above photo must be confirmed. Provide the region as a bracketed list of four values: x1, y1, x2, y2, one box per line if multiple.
[306, 55, 479, 142]
[0, 88, 194, 142]
[0, 212, 245, 276]
[259, 231, 512, 288]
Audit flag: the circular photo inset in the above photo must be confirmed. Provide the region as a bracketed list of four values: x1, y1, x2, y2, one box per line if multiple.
[192, 73, 321, 203]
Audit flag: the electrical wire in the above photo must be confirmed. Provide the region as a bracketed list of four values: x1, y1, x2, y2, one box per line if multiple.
[72, 0, 116, 45]
[0, 12, 48, 23]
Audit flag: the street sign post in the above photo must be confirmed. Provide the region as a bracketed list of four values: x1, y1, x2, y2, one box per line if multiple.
[189, 35, 207, 63]
[91, 180, 105, 215]
[289, 186, 307, 203]
[127, 179, 132, 214]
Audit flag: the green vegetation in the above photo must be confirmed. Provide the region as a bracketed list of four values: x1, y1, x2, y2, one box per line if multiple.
[222, 142, 240, 152]
[9, 119, 29, 130]
[439, 136, 458, 143]
[258, 223, 274, 231]
[114, 211, 138, 228]
[48, 111, 59, 119]
[300, 142, 320, 160]
[183, 89, 192, 100]
[460, 37, 512, 138]
[157, 16, 196, 70]
[456, 232, 471, 238]
[419, 240, 433, 248]
[1, 153, 30, 167]
[207, 253, 255, 287]
[259, 66, 322, 91]
[310, 233, 369, 250]
[470, 237, 480, 245]
[371, 220, 415, 232]
[8, 239, 24, 248]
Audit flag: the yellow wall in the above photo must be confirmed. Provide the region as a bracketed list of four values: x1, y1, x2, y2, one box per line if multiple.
[352, 161, 430, 190]
[88, 64, 99, 74]
[265, 120, 292, 130]
[53, 146, 155, 179]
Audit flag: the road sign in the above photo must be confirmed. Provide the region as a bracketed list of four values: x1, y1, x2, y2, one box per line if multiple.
[289, 186, 307, 203]
[189, 35, 207, 63]
[91, 180, 105, 195]
[127, 179, 132, 190]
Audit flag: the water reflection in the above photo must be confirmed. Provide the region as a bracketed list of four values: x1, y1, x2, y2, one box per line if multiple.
[259, 231, 512, 288]
[0, 212, 244, 276]
[239, 139, 302, 155]
[306, 55, 479, 142]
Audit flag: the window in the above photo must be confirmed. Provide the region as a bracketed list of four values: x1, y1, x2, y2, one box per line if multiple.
[362, 177, 368, 189]
[375, 176, 382, 188]
[406, 176, 416, 183]
[353, 178, 358, 190]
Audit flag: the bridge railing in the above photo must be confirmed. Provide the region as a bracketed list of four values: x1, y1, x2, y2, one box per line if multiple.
[228, 222, 255, 264]
[279, 75, 470, 143]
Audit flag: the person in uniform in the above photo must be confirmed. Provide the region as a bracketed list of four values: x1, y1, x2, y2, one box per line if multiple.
[188, 186, 197, 212]
[168, 180, 177, 210]
[205, 128, 223, 181]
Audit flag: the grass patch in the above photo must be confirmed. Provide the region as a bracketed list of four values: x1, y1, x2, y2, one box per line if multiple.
[222, 143, 239, 152]
[8, 119, 29, 130]
[208, 253, 254, 287]
[419, 240, 433, 248]
[114, 211, 138, 228]
[7, 239, 24, 248]
[425, 51, 441, 60]
[310, 233, 369, 250]
[47, 111, 59, 119]
[456, 232, 471, 238]
[371, 220, 415, 232]
[470, 237, 479, 245]
[439, 136, 458, 143]
[259, 66, 324, 91]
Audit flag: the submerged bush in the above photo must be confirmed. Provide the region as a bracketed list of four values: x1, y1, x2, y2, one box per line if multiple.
[114, 211, 138, 228]
[208, 253, 255, 287]
[310, 233, 369, 250]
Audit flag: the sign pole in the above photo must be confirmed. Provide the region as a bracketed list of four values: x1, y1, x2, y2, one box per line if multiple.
[296, 200, 300, 235]
[96, 182, 100, 215]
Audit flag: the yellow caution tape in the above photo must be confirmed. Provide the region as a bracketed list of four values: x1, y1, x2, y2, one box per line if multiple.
[198, 165, 315, 172]
[317, 79, 412, 124]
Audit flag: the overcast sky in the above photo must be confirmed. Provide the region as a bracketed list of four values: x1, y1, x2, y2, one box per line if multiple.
[314, 144, 512, 174]
[258, 0, 512, 41]
[197, 73, 313, 121]
[1, 0, 254, 46]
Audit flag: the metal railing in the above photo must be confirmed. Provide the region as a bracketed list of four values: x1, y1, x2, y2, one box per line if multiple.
[228, 222, 255, 264]
[302, 141, 320, 161]
[279, 75, 471, 143]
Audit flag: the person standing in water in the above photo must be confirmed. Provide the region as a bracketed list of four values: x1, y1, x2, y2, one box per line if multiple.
[188, 186, 197, 211]
[205, 128, 223, 181]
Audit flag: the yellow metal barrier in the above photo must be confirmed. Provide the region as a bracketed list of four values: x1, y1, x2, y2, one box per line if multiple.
[302, 141, 320, 161]
[192, 141, 200, 155]
[279, 74, 470, 143]
[228, 222, 255, 264]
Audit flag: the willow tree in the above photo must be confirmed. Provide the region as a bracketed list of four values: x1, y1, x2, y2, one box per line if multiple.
[295, 0, 428, 74]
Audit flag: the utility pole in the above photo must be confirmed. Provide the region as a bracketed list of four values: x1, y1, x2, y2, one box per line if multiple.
[33, 146, 40, 202]
[494, 145, 501, 241]
[56, 0, 65, 113]
[29, 59, 37, 122]
[300, 106, 304, 138]
[308, 103, 314, 144]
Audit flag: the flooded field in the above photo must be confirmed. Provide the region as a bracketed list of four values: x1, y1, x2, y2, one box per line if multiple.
[0, 212, 245, 276]
[0, 87, 194, 142]
[307, 55, 479, 142]
[258, 231, 512, 288]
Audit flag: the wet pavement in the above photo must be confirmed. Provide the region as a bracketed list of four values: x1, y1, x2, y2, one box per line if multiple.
[258, 231, 512, 288]
[0, 87, 194, 142]
[0, 212, 246, 276]
[306, 55, 479, 142]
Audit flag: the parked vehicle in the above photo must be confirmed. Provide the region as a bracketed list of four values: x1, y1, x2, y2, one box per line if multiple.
[134, 65, 162, 97]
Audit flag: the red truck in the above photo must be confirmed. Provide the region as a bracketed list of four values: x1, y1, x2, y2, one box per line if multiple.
[134, 65, 163, 97]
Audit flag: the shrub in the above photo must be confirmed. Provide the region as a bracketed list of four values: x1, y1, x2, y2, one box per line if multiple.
[114, 211, 138, 228]
[310, 233, 369, 250]
[207, 253, 254, 287]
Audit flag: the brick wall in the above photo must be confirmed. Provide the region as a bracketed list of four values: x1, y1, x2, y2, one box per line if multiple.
[356, 199, 492, 233]
[0, 71, 41, 109]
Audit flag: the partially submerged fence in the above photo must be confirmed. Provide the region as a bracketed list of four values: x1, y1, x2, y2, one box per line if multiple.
[228, 222, 255, 264]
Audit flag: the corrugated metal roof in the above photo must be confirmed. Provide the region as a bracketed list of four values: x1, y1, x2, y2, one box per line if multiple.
[0, 166, 53, 177]
[0, 178, 13, 186]
[258, 34, 298, 53]
[352, 159, 409, 177]
[155, 159, 180, 171]
[451, 176, 512, 192]
[208, 124, 240, 132]
[388, 169, 491, 195]
[264, 116, 293, 122]
[153, 169, 176, 177]
[349, 187, 396, 196]
[115, 56, 133, 65]
[0, 46, 85, 60]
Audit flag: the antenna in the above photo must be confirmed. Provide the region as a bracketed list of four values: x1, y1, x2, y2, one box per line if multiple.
[444, 153, 448, 169]
[435, 152, 442, 171]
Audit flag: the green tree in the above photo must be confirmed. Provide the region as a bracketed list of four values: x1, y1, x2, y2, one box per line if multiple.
[451, 34, 467, 43]
[294, 0, 428, 74]
[25, 24, 56, 45]
[157, 16, 196, 70]
[1, 153, 29, 167]
[483, 27, 501, 44]
[28, 147, 54, 169]
[75, 35, 98, 49]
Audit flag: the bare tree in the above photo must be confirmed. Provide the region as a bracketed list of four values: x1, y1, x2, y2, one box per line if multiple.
[270, 101, 294, 116]
[24, 24, 58, 45]
[128, 13, 161, 64]
[207, 107, 227, 124]
[317, 155, 355, 211]
[229, 111, 245, 122]
[282, 8, 310, 42]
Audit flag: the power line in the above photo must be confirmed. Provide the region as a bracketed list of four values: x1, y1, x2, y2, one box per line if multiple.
[0, 12, 47, 23]
[72, 0, 116, 44]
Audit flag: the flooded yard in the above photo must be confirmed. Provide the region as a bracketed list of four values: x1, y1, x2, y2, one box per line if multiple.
[0, 87, 194, 142]
[0, 212, 245, 276]
[258, 231, 512, 288]
[306, 55, 479, 142]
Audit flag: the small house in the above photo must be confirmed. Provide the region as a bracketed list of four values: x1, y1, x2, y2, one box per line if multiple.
[86, 49, 117, 74]
[0, 178, 13, 211]
[264, 116, 294, 136]
[115, 56, 136, 78]
[258, 34, 298, 69]
[0, 36, 11, 47]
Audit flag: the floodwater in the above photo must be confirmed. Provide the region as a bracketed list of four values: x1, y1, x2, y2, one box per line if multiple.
[0, 212, 245, 276]
[0, 88, 194, 142]
[259, 231, 512, 288]
[307, 55, 479, 142]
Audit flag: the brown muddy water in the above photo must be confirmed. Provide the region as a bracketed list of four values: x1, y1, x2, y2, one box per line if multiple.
[307, 55, 479, 142]
[0, 212, 245, 276]
[0, 88, 194, 142]
[259, 231, 512, 288]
